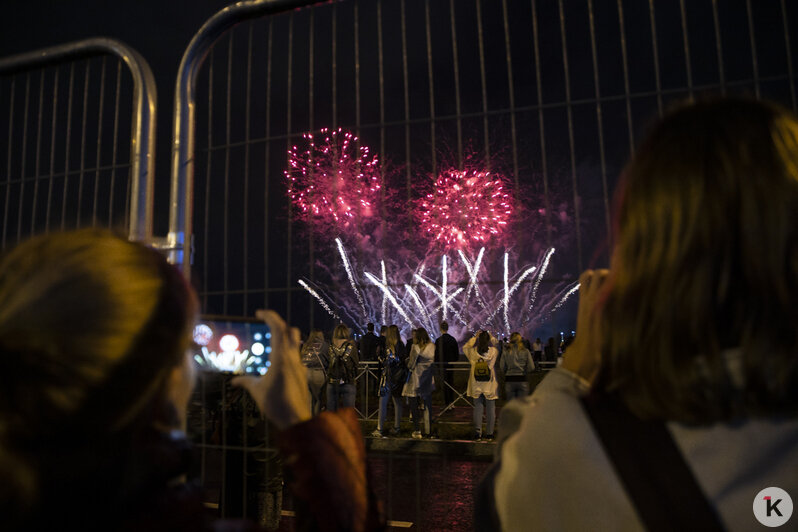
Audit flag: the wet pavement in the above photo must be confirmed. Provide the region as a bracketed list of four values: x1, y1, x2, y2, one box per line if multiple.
[278, 440, 494, 531]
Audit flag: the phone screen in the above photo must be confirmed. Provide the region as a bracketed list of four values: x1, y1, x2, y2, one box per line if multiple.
[191, 315, 271, 375]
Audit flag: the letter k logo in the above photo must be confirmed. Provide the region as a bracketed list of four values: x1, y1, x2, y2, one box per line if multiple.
[765, 496, 784, 518]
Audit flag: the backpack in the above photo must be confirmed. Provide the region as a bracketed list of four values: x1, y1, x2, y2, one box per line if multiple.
[474, 356, 491, 382]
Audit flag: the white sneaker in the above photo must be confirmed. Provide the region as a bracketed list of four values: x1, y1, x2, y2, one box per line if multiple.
[411, 431, 422, 439]
[371, 429, 385, 438]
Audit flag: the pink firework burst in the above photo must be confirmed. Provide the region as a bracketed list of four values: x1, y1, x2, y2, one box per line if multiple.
[417, 167, 514, 252]
[285, 128, 381, 231]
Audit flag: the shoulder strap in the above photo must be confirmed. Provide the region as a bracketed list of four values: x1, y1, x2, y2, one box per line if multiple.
[580, 393, 725, 532]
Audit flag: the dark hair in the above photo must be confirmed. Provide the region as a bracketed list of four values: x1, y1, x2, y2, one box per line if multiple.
[0, 229, 198, 526]
[600, 98, 798, 424]
[476, 331, 491, 355]
[413, 327, 431, 348]
[440, 321, 449, 332]
[367, 322, 374, 332]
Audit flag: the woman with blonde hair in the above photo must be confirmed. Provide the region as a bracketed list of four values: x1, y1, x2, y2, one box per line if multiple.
[326, 323, 359, 411]
[300, 329, 329, 415]
[485, 98, 798, 530]
[500, 332, 535, 399]
[0, 229, 200, 529]
[402, 327, 436, 439]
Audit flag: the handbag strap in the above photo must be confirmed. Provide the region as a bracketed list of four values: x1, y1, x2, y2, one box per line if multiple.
[580, 393, 725, 532]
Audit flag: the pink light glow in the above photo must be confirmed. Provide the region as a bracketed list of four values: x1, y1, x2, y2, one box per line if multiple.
[285, 128, 382, 232]
[417, 167, 514, 252]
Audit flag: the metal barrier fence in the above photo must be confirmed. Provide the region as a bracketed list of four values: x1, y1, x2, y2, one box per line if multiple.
[0, 38, 157, 244]
[170, 0, 797, 334]
[174, 0, 798, 525]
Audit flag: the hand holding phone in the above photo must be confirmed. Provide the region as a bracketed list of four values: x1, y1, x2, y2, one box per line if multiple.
[232, 310, 312, 430]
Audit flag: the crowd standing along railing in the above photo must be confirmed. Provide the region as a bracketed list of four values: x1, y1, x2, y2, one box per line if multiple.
[0, 38, 157, 243]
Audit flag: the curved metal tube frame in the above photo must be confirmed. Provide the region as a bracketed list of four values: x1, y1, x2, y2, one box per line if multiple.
[0, 37, 158, 242]
[170, 0, 320, 279]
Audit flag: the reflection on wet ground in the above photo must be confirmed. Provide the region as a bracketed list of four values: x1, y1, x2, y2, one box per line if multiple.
[278, 446, 493, 531]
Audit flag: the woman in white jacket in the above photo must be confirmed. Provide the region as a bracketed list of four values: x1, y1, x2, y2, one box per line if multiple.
[463, 330, 499, 440]
[402, 327, 436, 439]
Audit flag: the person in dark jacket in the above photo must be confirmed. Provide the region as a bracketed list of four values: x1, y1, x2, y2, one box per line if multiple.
[434, 321, 460, 405]
[358, 322, 380, 361]
[372, 325, 407, 437]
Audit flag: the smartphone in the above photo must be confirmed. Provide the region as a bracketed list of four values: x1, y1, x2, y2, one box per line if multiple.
[191, 315, 271, 375]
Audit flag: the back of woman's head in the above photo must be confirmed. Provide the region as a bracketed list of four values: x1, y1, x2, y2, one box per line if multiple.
[509, 332, 524, 349]
[414, 327, 431, 347]
[0, 229, 198, 525]
[602, 97, 798, 423]
[385, 326, 399, 350]
[303, 329, 324, 351]
[333, 323, 351, 341]
[476, 331, 491, 354]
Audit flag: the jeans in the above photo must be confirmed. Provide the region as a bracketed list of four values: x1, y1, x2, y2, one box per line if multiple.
[326, 382, 355, 412]
[409, 394, 432, 434]
[378, 393, 403, 432]
[505, 381, 529, 400]
[307, 368, 327, 416]
[473, 394, 496, 435]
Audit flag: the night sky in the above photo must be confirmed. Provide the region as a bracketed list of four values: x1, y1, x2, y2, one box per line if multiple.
[1, 0, 796, 338]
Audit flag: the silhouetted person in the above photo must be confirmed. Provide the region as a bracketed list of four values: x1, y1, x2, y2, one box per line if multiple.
[435, 321, 460, 405]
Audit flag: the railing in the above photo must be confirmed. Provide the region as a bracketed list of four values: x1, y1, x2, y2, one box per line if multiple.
[0, 38, 157, 243]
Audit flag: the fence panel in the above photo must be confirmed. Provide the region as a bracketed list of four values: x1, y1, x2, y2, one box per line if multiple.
[174, 0, 798, 527]
[0, 38, 157, 245]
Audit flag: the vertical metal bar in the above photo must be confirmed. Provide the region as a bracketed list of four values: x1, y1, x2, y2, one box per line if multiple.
[286, 13, 294, 322]
[243, 25, 253, 316]
[61, 63, 75, 231]
[224, 32, 233, 316]
[16, 74, 31, 243]
[92, 57, 107, 226]
[204, 49, 214, 311]
[30, 70, 45, 235]
[530, 0, 552, 248]
[400, 0, 411, 203]
[264, 20, 273, 310]
[377, 0, 387, 246]
[308, 8, 315, 326]
[332, 0, 338, 129]
[711, 0, 726, 95]
[780, 0, 796, 109]
[557, 0, 582, 271]
[76, 61, 91, 227]
[46, 68, 59, 233]
[3, 78, 16, 249]
[616, 0, 635, 155]
[108, 61, 121, 228]
[501, 0, 520, 200]
[354, 0, 361, 135]
[678, 0, 694, 99]
[450, 0, 463, 168]
[475, 0, 490, 167]
[309, 10, 315, 132]
[424, 0, 437, 178]
[648, 0, 664, 114]
[745, 0, 760, 98]
[587, 0, 612, 247]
